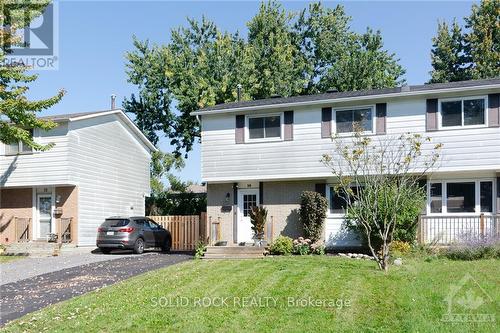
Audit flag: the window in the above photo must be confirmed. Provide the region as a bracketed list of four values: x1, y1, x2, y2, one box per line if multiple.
[243, 194, 257, 217]
[480, 181, 493, 213]
[329, 186, 360, 214]
[5, 130, 33, 155]
[248, 115, 281, 139]
[335, 107, 373, 133]
[446, 182, 475, 213]
[430, 183, 442, 213]
[440, 98, 485, 128]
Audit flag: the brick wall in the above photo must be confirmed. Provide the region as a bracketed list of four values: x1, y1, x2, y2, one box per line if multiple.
[55, 186, 78, 243]
[0, 188, 33, 244]
[207, 183, 235, 244]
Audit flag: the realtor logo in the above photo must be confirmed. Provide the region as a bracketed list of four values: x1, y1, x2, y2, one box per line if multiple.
[1, 1, 58, 69]
[441, 273, 495, 323]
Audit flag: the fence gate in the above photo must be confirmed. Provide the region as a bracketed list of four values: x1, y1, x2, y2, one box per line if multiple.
[148, 214, 207, 251]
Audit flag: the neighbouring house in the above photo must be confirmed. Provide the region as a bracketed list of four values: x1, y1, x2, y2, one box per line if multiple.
[193, 78, 500, 248]
[0, 109, 156, 246]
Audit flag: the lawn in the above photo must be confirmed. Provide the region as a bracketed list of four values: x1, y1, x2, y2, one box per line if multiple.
[0, 255, 26, 263]
[3, 256, 499, 332]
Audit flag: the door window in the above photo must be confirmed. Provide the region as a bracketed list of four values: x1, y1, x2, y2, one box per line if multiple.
[243, 194, 257, 217]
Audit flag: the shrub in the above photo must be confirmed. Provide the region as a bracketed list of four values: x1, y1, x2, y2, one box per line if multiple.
[249, 206, 267, 239]
[390, 241, 411, 256]
[299, 191, 328, 242]
[194, 240, 207, 259]
[293, 237, 311, 255]
[442, 236, 500, 261]
[311, 241, 326, 255]
[269, 236, 293, 255]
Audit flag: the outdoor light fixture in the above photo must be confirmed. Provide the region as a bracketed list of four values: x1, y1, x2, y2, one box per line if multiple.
[225, 192, 230, 203]
[55, 195, 61, 204]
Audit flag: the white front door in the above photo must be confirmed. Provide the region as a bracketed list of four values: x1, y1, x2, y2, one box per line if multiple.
[237, 189, 259, 244]
[37, 194, 53, 239]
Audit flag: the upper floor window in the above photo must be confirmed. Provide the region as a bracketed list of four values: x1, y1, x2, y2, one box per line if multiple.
[5, 130, 33, 155]
[440, 97, 486, 128]
[335, 107, 373, 134]
[247, 115, 281, 140]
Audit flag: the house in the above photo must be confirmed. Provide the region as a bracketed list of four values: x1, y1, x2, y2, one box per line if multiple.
[0, 109, 156, 246]
[193, 78, 500, 248]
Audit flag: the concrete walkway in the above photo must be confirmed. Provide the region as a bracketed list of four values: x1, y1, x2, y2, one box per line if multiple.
[0, 252, 191, 325]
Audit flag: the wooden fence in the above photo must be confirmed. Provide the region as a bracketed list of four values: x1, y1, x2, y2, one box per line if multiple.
[15, 217, 31, 242]
[418, 214, 499, 244]
[149, 213, 207, 251]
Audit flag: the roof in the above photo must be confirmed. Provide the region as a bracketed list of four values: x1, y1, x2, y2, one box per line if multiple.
[40, 109, 157, 152]
[193, 78, 500, 115]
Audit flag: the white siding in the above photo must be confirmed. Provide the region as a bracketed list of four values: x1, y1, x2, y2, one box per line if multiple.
[201, 95, 500, 182]
[68, 115, 151, 246]
[0, 124, 71, 187]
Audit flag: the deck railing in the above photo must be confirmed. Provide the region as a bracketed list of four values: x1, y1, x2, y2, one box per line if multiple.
[418, 214, 499, 244]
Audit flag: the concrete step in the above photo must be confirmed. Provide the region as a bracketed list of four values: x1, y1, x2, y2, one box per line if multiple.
[203, 253, 265, 259]
[5, 242, 61, 257]
[205, 246, 267, 254]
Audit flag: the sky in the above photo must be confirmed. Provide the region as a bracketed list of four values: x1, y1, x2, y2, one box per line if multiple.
[27, 0, 476, 183]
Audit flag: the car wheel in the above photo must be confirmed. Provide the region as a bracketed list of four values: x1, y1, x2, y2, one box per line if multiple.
[100, 248, 112, 254]
[161, 238, 171, 253]
[133, 238, 145, 254]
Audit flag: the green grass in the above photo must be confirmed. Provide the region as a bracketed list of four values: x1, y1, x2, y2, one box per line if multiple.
[0, 255, 26, 263]
[3, 257, 499, 332]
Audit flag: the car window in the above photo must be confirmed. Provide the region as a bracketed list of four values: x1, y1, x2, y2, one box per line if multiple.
[101, 219, 129, 227]
[148, 220, 161, 230]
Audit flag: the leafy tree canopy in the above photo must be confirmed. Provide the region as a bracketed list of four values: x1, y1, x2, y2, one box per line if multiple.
[429, 0, 499, 83]
[0, 0, 65, 151]
[124, 0, 405, 158]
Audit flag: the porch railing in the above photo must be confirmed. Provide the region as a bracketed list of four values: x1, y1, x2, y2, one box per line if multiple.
[418, 214, 499, 244]
[15, 217, 31, 242]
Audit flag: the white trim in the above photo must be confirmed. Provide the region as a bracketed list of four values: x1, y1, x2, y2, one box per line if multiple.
[332, 105, 375, 135]
[244, 112, 284, 143]
[438, 95, 488, 130]
[426, 178, 496, 216]
[192, 83, 500, 116]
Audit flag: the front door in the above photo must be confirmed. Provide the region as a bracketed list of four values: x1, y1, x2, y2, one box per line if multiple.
[37, 195, 52, 239]
[237, 189, 259, 244]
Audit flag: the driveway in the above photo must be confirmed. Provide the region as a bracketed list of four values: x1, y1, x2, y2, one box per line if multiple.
[0, 252, 191, 325]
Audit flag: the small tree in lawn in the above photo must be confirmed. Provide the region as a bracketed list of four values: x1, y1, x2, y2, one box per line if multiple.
[299, 191, 328, 242]
[321, 129, 442, 271]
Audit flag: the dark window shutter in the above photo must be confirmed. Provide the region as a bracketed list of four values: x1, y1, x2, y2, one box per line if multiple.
[497, 175, 500, 214]
[235, 115, 245, 144]
[426, 99, 438, 131]
[375, 103, 387, 134]
[259, 182, 264, 205]
[488, 94, 500, 127]
[315, 183, 326, 197]
[284, 111, 294, 141]
[321, 107, 332, 138]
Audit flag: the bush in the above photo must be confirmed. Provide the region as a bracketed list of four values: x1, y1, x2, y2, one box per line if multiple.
[299, 191, 328, 242]
[194, 240, 207, 259]
[311, 242, 325, 255]
[390, 241, 411, 256]
[442, 237, 500, 261]
[269, 236, 293, 255]
[249, 206, 267, 239]
[293, 237, 311, 255]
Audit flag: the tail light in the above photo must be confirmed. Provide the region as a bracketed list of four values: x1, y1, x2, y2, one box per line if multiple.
[97, 227, 105, 232]
[118, 227, 135, 233]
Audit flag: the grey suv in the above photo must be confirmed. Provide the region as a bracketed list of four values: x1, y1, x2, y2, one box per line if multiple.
[96, 217, 172, 254]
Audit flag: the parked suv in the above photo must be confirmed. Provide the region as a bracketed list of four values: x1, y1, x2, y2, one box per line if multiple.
[96, 217, 172, 254]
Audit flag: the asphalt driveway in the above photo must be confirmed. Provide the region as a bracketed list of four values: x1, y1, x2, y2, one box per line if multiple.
[0, 252, 191, 325]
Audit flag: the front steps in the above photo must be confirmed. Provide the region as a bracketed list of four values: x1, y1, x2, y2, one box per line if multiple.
[203, 246, 267, 259]
[4, 242, 71, 257]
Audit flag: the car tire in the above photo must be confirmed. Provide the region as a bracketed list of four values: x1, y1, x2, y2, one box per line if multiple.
[161, 238, 171, 253]
[100, 248, 112, 254]
[133, 238, 145, 254]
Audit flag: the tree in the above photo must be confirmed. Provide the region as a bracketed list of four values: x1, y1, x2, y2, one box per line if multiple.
[125, 1, 405, 158]
[0, 0, 64, 151]
[299, 191, 328, 242]
[150, 150, 184, 196]
[429, 0, 499, 82]
[429, 20, 470, 83]
[321, 130, 442, 271]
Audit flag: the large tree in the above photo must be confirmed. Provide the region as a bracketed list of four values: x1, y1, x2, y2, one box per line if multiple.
[0, 0, 64, 151]
[124, 1, 405, 159]
[429, 0, 499, 83]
